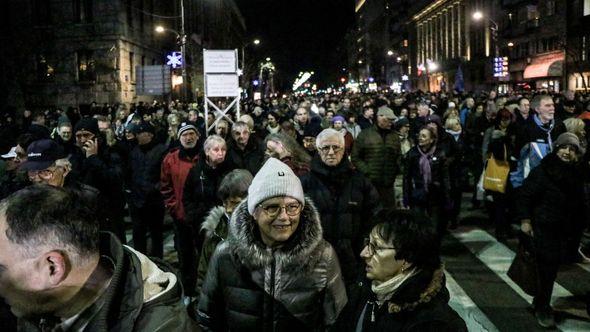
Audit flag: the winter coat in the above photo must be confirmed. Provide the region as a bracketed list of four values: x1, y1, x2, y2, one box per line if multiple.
[351, 126, 401, 188]
[513, 115, 566, 160]
[346, 267, 467, 332]
[196, 206, 228, 299]
[18, 232, 197, 332]
[128, 141, 168, 208]
[513, 153, 588, 264]
[183, 156, 233, 230]
[226, 139, 264, 175]
[300, 157, 380, 284]
[403, 146, 451, 208]
[197, 198, 348, 331]
[160, 147, 199, 221]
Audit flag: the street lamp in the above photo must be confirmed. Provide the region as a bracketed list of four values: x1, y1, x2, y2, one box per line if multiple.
[241, 38, 261, 91]
[472, 11, 499, 58]
[387, 50, 394, 56]
[155, 25, 188, 100]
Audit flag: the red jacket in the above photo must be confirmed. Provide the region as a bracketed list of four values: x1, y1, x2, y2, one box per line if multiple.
[160, 148, 198, 221]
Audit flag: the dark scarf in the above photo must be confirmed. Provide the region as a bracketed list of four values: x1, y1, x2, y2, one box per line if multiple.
[179, 145, 199, 159]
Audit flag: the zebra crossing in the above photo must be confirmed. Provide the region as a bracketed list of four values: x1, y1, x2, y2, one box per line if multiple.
[444, 225, 590, 331]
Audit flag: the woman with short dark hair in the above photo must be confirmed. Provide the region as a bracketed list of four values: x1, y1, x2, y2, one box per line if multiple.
[348, 209, 466, 332]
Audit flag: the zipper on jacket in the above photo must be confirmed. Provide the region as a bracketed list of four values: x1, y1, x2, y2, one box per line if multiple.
[270, 251, 276, 331]
[199, 171, 205, 195]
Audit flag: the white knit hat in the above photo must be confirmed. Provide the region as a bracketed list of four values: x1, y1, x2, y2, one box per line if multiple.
[247, 158, 305, 215]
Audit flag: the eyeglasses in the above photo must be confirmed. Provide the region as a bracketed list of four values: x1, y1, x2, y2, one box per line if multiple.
[258, 202, 302, 217]
[364, 238, 396, 256]
[318, 145, 343, 154]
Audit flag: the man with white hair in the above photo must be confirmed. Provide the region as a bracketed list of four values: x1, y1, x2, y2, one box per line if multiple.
[301, 129, 380, 286]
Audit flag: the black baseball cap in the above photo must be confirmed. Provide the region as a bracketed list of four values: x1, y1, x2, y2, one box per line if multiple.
[19, 139, 66, 171]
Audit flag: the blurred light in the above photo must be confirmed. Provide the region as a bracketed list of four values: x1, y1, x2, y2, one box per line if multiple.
[358, 60, 363, 64]
[472, 11, 483, 20]
[340, 77, 346, 83]
[368, 77, 375, 83]
[396, 56, 402, 62]
[172, 75, 183, 87]
[401, 75, 409, 81]
[387, 50, 394, 56]
[155, 26, 165, 33]
[252, 79, 260, 86]
[427, 61, 438, 71]
[265, 57, 271, 62]
[253, 39, 260, 45]
[507, 42, 514, 47]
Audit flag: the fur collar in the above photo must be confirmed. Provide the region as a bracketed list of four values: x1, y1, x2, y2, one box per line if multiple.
[227, 197, 324, 271]
[387, 266, 445, 314]
[200, 206, 226, 237]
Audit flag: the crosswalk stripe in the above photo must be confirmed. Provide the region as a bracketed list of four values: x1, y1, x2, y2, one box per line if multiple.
[449, 227, 590, 331]
[445, 271, 499, 332]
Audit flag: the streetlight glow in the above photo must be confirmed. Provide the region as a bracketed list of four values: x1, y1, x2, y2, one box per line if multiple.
[507, 42, 514, 47]
[155, 26, 165, 33]
[387, 50, 394, 56]
[265, 57, 271, 62]
[427, 62, 438, 71]
[473, 11, 483, 20]
[253, 39, 260, 45]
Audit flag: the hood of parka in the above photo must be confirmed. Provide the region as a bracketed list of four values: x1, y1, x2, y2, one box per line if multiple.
[227, 196, 324, 271]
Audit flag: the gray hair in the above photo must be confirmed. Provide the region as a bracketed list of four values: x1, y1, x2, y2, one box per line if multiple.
[232, 121, 250, 133]
[316, 128, 345, 148]
[204, 135, 226, 152]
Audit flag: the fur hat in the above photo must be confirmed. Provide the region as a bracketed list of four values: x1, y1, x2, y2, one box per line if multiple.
[247, 158, 305, 215]
[74, 117, 99, 135]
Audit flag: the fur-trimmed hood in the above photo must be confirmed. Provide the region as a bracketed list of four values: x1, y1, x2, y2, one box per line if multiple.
[227, 196, 324, 271]
[200, 206, 226, 237]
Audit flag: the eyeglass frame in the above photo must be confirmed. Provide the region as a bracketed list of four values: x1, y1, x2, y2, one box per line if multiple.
[257, 202, 302, 217]
[317, 145, 343, 154]
[363, 237, 396, 256]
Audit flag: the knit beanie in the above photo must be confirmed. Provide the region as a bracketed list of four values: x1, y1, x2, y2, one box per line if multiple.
[247, 158, 305, 215]
[553, 132, 581, 152]
[74, 117, 99, 135]
[331, 115, 346, 124]
[177, 122, 198, 137]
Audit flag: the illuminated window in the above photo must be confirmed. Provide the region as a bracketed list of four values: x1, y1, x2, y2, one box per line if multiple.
[585, 0, 590, 16]
[77, 50, 96, 82]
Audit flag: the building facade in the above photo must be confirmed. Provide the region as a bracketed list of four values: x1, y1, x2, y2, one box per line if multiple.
[565, 0, 590, 92]
[0, 0, 246, 112]
[409, 0, 502, 92]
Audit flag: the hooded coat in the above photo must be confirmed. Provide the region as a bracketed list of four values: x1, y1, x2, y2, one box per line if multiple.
[300, 157, 380, 284]
[196, 206, 228, 298]
[197, 198, 347, 331]
[351, 126, 401, 188]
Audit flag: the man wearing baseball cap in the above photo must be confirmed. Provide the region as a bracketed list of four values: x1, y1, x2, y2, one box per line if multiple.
[351, 105, 401, 208]
[20, 139, 70, 187]
[160, 121, 200, 296]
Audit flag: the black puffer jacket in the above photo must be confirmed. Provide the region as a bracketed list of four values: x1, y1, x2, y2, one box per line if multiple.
[300, 157, 380, 284]
[346, 267, 467, 332]
[403, 146, 450, 207]
[197, 198, 347, 331]
[514, 153, 588, 263]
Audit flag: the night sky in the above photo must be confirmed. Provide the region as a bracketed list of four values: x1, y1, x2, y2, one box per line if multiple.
[235, 0, 356, 90]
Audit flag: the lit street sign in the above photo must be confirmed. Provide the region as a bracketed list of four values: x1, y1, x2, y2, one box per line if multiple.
[493, 57, 509, 78]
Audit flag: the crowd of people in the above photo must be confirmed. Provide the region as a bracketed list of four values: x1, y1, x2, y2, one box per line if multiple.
[0, 88, 589, 330]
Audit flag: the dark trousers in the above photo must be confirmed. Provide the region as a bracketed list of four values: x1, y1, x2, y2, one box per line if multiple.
[173, 217, 198, 296]
[375, 184, 396, 209]
[490, 192, 510, 238]
[130, 201, 165, 258]
[534, 258, 559, 309]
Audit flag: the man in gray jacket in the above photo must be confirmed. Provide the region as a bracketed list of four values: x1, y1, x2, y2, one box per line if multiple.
[0, 185, 196, 331]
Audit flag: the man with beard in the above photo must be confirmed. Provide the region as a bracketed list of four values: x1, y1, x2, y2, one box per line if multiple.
[301, 129, 380, 286]
[160, 122, 200, 297]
